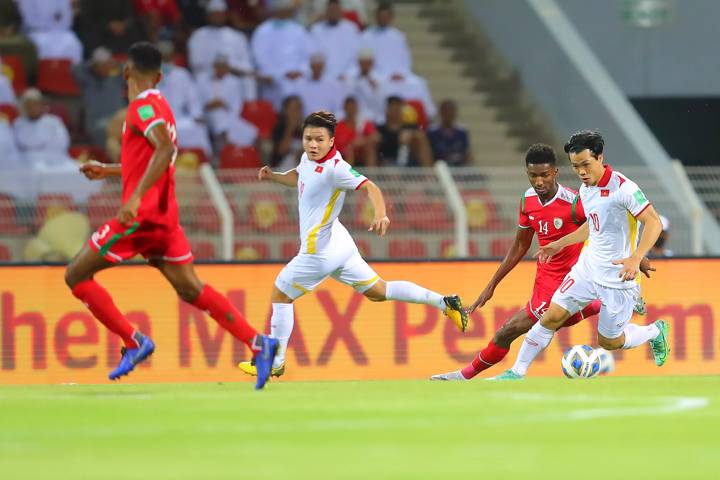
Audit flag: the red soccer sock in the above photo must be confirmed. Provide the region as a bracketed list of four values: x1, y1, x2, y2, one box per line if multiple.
[192, 284, 258, 349]
[582, 299, 602, 318]
[461, 340, 510, 379]
[71, 279, 138, 348]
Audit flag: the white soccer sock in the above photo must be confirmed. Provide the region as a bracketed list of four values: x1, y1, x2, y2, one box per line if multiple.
[270, 303, 294, 368]
[622, 323, 660, 349]
[385, 280, 446, 310]
[511, 323, 555, 376]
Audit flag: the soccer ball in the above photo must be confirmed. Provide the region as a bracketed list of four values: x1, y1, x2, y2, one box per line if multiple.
[595, 347, 615, 375]
[561, 345, 601, 378]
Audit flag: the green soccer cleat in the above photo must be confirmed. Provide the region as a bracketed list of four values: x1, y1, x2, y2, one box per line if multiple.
[443, 294, 469, 332]
[487, 370, 524, 381]
[633, 296, 647, 315]
[649, 319, 670, 366]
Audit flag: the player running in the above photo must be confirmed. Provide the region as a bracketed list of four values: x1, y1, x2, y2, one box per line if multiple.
[64, 42, 278, 390]
[494, 130, 669, 379]
[238, 110, 468, 378]
[431, 144, 652, 381]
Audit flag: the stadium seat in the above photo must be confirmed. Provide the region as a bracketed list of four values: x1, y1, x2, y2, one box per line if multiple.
[219, 145, 262, 169]
[439, 239, 479, 258]
[241, 100, 277, 140]
[175, 148, 208, 170]
[0, 104, 19, 123]
[463, 189, 506, 231]
[193, 203, 221, 233]
[248, 193, 294, 232]
[389, 239, 427, 259]
[35, 194, 77, 227]
[353, 194, 409, 231]
[234, 241, 270, 260]
[87, 192, 120, 230]
[37, 59, 80, 96]
[406, 99, 429, 130]
[0, 242, 11, 261]
[490, 237, 515, 257]
[355, 239, 371, 257]
[1, 55, 27, 93]
[281, 240, 299, 259]
[0, 193, 28, 234]
[191, 241, 216, 260]
[405, 192, 454, 232]
[69, 144, 111, 164]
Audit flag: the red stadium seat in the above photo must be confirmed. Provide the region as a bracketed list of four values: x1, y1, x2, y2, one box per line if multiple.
[281, 240, 299, 259]
[0, 193, 28, 234]
[241, 100, 277, 140]
[355, 239, 371, 257]
[405, 192, 454, 232]
[47, 102, 76, 132]
[35, 194, 76, 227]
[234, 241, 270, 260]
[1, 55, 27, 93]
[248, 194, 293, 232]
[0, 104, 19, 123]
[490, 237, 515, 258]
[219, 145, 262, 169]
[353, 194, 409, 231]
[389, 239, 427, 259]
[87, 192, 120, 230]
[406, 99, 429, 130]
[439, 239, 479, 258]
[37, 59, 80, 96]
[194, 203, 221, 233]
[69, 144, 111, 164]
[0, 242, 11, 261]
[191, 241, 216, 260]
[463, 189, 505, 231]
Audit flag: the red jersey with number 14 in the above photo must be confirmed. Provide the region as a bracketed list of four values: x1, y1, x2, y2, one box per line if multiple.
[518, 184, 586, 283]
[122, 88, 178, 228]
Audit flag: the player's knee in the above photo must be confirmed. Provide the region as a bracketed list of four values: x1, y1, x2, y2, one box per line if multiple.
[364, 290, 386, 302]
[176, 283, 202, 303]
[598, 335, 623, 350]
[64, 264, 84, 290]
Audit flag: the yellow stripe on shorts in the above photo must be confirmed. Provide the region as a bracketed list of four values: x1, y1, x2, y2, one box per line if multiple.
[352, 275, 380, 288]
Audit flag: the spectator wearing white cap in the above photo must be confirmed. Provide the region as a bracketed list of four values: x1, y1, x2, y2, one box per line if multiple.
[157, 41, 212, 155]
[196, 54, 258, 151]
[310, 0, 360, 81]
[251, 0, 313, 108]
[17, 0, 83, 63]
[360, 1, 411, 77]
[343, 48, 387, 123]
[188, 0, 257, 100]
[284, 53, 346, 117]
[649, 214, 674, 258]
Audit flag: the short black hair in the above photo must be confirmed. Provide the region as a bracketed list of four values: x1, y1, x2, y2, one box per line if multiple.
[128, 42, 162, 74]
[327, 0, 340, 5]
[377, 1, 393, 13]
[564, 129, 604, 157]
[303, 110, 336, 136]
[525, 143, 556, 165]
[386, 95, 403, 106]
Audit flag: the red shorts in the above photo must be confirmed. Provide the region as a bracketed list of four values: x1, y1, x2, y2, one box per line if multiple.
[89, 218, 194, 264]
[526, 274, 588, 327]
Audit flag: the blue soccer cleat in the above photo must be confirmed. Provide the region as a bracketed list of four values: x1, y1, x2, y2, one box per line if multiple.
[109, 333, 155, 380]
[253, 335, 280, 390]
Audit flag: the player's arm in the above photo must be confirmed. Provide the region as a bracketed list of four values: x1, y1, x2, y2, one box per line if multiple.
[79, 161, 122, 179]
[357, 180, 389, 237]
[535, 222, 589, 263]
[613, 204, 662, 281]
[468, 226, 534, 313]
[117, 123, 176, 225]
[258, 166, 298, 187]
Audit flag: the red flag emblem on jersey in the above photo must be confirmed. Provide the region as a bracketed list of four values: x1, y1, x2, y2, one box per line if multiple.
[315, 166, 323, 173]
[601, 189, 609, 197]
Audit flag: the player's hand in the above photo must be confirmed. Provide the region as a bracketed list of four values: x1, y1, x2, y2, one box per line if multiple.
[117, 195, 140, 226]
[467, 286, 494, 313]
[612, 255, 642, 281]
[639, 256, 656, 278]
[369, 216, 390, 237]
[258, 166, 273, 182]
[79, 160, 107, 180]
[534, 242, 561, 263]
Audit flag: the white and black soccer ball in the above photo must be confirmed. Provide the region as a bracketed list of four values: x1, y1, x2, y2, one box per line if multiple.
[561, 344, 601, 378]
[595, 347, 615, 375]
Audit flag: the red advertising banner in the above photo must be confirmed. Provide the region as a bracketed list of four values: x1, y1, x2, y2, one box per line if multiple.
[1, 260, 718, 384]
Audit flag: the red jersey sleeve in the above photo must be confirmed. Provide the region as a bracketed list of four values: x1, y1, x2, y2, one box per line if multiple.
[127, 99, 167, 138]
[572, 195, 586, 225]
[518, 195, 531, 229]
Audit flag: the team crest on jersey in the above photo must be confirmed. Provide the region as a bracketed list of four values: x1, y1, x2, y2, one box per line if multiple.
[553, 217, 563, 229]
[315, 166, 323, 173]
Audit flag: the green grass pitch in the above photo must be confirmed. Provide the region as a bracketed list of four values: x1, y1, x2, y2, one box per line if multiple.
[1, 376, 718, 479]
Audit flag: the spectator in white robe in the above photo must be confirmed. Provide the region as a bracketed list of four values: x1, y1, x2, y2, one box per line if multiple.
[157, 41, 212, 156]
[196, 55, 258, 150]
[16, 0, 83, 63]
[285, 53, 345, 117]
[187, 0, 256, 101]
[297, 0, 369, 28]
[0, 61, 17, 106]
[381, 71, 437, 121]
[344, 48, 388, 123]
[359, 1, 411, 77]
[251, 0, 313, 108]
[309, 0, 360, 81]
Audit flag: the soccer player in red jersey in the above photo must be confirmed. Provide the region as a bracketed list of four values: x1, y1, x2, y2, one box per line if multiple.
[431, 144, 652, 381]
[64, 42, 278, 389]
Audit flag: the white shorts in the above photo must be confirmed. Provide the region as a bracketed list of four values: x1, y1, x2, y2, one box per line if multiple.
[275, 246, 380, 300]
[551, 265, 640, 339]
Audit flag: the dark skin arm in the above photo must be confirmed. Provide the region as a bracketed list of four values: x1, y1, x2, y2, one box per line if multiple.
[117, 122, 176, 225]
[467, 227, 534, 313]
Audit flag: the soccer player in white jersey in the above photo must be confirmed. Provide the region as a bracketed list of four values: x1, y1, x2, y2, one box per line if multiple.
[238, 110, 468, 378]
[493, 130, 670, 380]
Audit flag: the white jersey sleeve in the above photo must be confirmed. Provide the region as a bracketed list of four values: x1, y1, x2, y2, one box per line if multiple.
[333, 160, 368, 191]
[617, 179, 651, 217]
